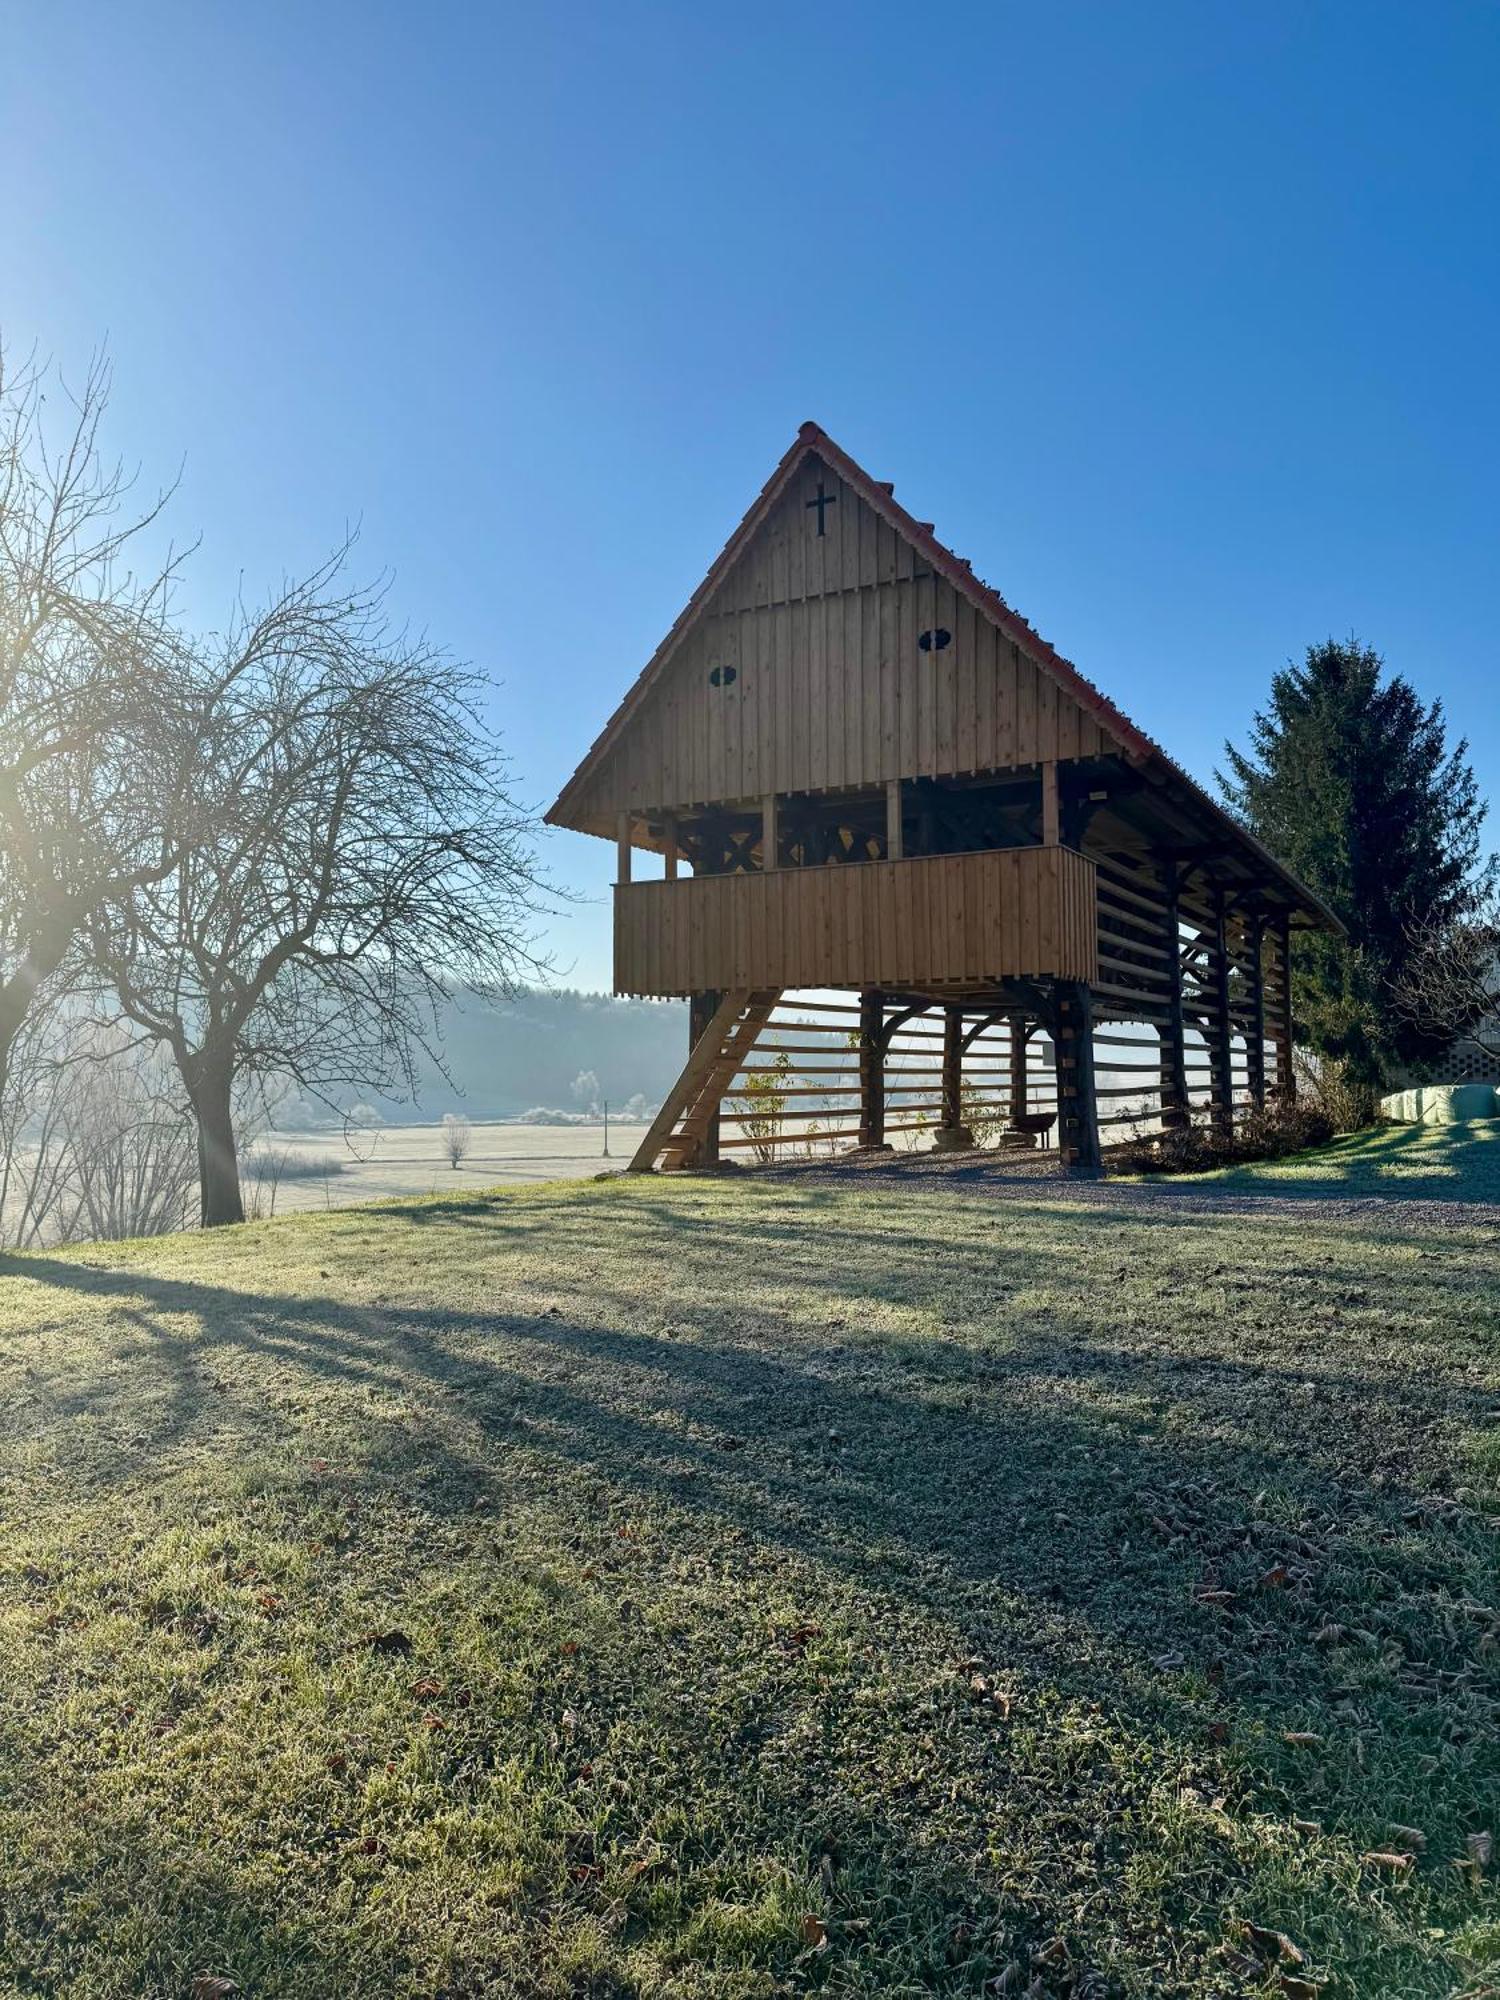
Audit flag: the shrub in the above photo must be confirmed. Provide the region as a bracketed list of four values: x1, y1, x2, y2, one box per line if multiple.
[1112, 1097, 1335, 1177]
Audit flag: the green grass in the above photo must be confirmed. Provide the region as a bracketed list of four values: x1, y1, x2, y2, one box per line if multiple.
[1205, 1119, 1500, 1204]
[1, 1171, 1497, 1998]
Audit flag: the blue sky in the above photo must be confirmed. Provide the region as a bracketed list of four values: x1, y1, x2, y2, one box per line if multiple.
[6, 1, 1497, 989]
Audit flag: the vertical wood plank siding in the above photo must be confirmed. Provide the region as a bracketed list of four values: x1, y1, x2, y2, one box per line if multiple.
[574, 457, 1114, 823]
[614, 847, 1097, 997]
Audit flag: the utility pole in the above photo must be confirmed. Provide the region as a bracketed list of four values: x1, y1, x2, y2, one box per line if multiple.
[602, 1099, 610, 1158]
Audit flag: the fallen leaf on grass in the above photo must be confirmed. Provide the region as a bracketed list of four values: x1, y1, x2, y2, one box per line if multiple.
[191, 1980, 237, 2000]
[1279, 1976, 1327, 1998]
[1236, 1920, 1307, 1966]
[1385, 1823, 1426, 1853]
[1258, 1564, 1289, 1589]
[1361, 1850, 1414, 1872]
[1206, 1720, 1230, 1744]
[800, 1914, 828, 1949]
[1457, 1831, 1493, 1879]
[368, 1629, 411, 1657]
[411, 1676, 443, 1699]
[1193, 1586, 1237, 1606]
[1292, 1818, 1320, 1836]
[1282, 1731, 1323, 1747]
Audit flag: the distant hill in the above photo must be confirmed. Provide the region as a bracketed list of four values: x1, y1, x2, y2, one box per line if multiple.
[275, 988, 687, 1128]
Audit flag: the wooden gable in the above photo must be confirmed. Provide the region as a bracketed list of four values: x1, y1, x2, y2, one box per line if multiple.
[550, 436, 1128, 837]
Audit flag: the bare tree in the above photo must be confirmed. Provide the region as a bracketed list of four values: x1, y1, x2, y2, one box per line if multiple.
[91, 556, 548, 1226]
[441, 1111, 472, 1169]
[0, 349, 194, 1102]
[1396, 894, 1500, 1059]
[0, 1006, 194, 1247]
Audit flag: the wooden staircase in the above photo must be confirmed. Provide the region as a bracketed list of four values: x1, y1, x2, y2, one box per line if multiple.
[628, 989, 782, 1172]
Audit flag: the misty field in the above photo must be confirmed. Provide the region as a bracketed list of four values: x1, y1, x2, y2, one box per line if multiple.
[251, 1121, 626, 1213]
[1, 1165, 1496, 1997]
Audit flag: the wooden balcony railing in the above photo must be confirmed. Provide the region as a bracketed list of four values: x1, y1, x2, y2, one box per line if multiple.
[614, 844, 1097, 998]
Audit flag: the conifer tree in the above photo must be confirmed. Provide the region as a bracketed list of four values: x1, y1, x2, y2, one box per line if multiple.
[1220, 639, 1491, 1088]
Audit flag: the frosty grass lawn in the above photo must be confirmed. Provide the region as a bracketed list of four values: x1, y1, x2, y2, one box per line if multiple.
[1, 1149, 1496, 1997]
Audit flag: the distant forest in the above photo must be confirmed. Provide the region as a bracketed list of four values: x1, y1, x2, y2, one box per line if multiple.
[275, 990, 688, 1128]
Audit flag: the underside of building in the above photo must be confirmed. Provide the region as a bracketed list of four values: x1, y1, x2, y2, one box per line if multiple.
[548, 424, 1341, 1174]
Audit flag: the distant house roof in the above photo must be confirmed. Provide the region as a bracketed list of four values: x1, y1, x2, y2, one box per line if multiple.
[548, 422, 1343, 934]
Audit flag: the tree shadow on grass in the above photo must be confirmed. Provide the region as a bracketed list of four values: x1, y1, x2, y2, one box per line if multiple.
[3, 1188, 1498, 1995]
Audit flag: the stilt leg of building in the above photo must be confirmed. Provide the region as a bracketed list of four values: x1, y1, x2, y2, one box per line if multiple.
[1246, 911, 1267, 1108]
[1008, 1016, 1028, 1125]
[1054, 981, 1102, 1176]
[858, 990, 887, 1148]
[1160, 863, 1190, 1131]
[1209, 886, 1236, 1139]
[1274, 911, 1296, 1100]
[933, 1002, 973, 1150]
[688, 989, 724, 1166]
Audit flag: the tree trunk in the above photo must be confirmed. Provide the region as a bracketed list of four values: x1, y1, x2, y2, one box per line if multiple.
[187, 1050, 244, 1227]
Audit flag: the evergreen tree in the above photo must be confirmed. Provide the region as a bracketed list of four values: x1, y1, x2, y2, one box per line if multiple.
[1220, 638, 1491, 1087]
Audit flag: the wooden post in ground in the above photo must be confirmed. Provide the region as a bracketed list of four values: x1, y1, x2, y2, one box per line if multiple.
[1274, 910, 1296, 1099]
[933, 1003, 972, 1149]
[1209, 885, 1235, 1138]
[688, 988, 724, 1166]
[1160, 862, 1190, 1131]
[858, 991, 886, 1148]
[1008, 1016, 1028, 1125]
[1053, 980, 1102, 1175]
[1246, 910, 1267, 1107]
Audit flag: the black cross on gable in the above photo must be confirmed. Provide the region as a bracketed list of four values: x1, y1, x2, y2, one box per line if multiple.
[806, 479, 837, 536]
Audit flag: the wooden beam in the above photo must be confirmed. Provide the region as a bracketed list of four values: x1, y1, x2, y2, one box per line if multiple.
[616, 812, 633, 885]
[1210, 884, 1235, 1138]
[662, 814, 678, 883]
[941, 1005, 964, 1131]
[1053, 980, 1101, 1175]
[686, 989, 725, 1165]
[1008, 1015, 1028, 1125]
[1160, 861, 1190, 1131]
[858, 990, 886, 1147]
[1041, 760, 1060, 846]
[1246, 910, 1267, 1107]
[1275, 910, 1296, 1100]
[762, 793, 779, 871]
[886, 779, 903, 860]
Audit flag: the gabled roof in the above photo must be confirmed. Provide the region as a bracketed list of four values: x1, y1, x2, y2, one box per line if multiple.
[548, 423, 1342, 932]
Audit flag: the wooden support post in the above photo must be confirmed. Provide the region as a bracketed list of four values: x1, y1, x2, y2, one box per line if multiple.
[886, 779, 903, 861]
[616, 812, 633, 884]
[1246, 910, 1267, 1107]
[1160, 862, 1190, 1131]
[1008, 1016, 1028, 1125]
[762, 793, 778, 871]
[933, 1003, 972, 1149]
[1053, 980, 1102, 1176]
[858, 990, 886, 1148]
[1274, 911, 1296, 1100]
[662, 814, 678, 883]
[688, 988, 724, 1166]
[1041, 760, 1060, 846]
[1210, 884, 1235, 1138]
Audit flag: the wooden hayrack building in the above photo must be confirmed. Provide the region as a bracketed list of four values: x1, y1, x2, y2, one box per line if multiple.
[547, 424, 1340, 1174]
